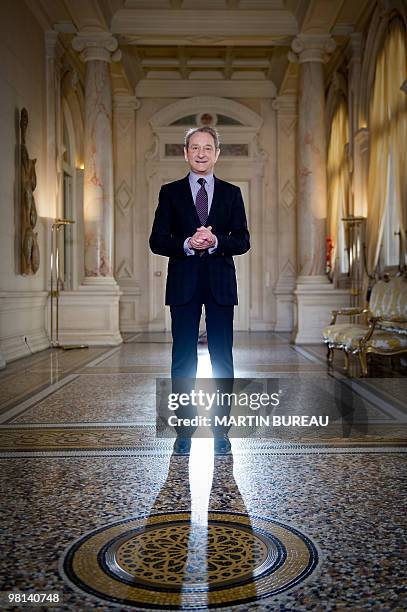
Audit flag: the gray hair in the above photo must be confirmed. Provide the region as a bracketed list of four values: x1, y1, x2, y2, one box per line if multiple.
[184, 126, 220, 150]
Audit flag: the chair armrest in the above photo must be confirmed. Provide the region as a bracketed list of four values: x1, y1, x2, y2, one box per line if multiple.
[330, 308, 368, 325]
[360, 316, 383, 346]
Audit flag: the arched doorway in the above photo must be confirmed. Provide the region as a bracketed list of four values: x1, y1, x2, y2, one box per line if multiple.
[146, 96, 266, 332]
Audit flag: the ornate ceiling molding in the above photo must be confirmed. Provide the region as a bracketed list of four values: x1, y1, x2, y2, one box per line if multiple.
[111, 9, 298, 37]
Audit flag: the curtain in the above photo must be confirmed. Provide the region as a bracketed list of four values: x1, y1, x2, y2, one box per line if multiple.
[388, 20, 407, 265]
[327, 97, 349, 275]
[366, 18, 407, 275]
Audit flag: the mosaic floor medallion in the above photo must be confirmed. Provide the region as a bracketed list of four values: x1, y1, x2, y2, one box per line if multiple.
[61, 511, 318, 609]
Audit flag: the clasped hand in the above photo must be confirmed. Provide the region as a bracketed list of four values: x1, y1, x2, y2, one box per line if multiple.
[188, 226, 216, 250]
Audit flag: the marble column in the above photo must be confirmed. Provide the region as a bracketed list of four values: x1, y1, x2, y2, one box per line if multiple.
[291, 35, 336, 280]
[290, 35, 350, 342]
[56, 32, 123, 346]
[72, 32, 121, 283]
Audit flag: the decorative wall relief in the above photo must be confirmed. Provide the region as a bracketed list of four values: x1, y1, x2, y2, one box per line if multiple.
[20, 108, 40, 275]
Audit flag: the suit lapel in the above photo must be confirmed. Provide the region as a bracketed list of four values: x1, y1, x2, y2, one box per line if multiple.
[179, 175, 201, 227]
[207, 176, 222, 227]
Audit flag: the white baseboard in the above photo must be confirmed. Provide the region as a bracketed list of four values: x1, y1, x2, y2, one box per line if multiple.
[0, 291, 49, 365]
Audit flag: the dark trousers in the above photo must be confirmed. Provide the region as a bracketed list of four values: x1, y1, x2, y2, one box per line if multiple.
[170, 257, 234, 436]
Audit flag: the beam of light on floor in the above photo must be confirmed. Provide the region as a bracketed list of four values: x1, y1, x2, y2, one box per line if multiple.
[191, 339, 214, 521]
[181, 438, 214, 607]
[188, 438, 214, 525]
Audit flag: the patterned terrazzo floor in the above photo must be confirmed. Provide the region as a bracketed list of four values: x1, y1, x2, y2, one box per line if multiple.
[0, 332, 406, 611]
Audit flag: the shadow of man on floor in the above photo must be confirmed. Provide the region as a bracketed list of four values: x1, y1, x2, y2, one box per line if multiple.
[137, 446, 258, 609]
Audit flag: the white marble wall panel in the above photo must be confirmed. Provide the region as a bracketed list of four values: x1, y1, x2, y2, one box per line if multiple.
[113, 94, 141, 331]
[0, 2, 49, 364]
[273, 95, 297, 331]
[0, 1, 47, 291]
[130, 98, 178, 330]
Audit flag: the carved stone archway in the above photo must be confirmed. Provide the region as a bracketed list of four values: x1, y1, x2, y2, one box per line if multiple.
[150, 96, 263, 130]
[359, 1, 407, 128]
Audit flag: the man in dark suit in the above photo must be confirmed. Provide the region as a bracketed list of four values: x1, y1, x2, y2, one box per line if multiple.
[149, 126, 250, 454]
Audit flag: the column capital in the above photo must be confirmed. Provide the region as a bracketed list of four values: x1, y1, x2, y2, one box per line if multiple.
[72, 32, 121, 63]
[289, 34, 336, 64]
[113, 94, 141, 112]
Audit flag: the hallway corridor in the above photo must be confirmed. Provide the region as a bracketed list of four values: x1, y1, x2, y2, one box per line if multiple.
[0, 333, 406, 610]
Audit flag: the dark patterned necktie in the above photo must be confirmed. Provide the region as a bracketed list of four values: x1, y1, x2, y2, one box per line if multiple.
[196, 178, 208, 225]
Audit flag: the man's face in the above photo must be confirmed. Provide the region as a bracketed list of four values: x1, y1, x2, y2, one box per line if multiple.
[184, 131, 220, 176]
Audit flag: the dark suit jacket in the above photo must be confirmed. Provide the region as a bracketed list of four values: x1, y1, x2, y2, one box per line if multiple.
[149, 175, 250, 306]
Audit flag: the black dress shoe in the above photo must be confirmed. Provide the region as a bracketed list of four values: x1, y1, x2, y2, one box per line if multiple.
[214, 434, 231, 455]
[173, 436, 192, 455]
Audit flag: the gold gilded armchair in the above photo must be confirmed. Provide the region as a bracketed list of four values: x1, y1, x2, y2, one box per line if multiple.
[323, 276, 407, 376]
